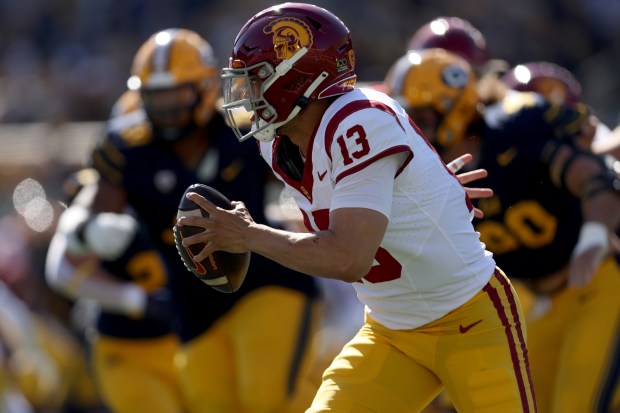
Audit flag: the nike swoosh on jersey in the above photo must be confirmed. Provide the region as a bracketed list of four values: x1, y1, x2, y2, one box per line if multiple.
[317, 170, 327, 181]
[496, 146, 518, 166]
[459, 319, 483, 333]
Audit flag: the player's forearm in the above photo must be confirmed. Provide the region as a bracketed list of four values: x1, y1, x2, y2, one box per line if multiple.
[45, 233, 146, 316]
[245, 223, 368, 282]
[67, 274, 146, 316]
[582, 192, 620, 232]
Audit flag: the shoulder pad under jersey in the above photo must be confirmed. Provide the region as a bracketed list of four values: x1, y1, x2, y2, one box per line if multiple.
[106, 108, 154, 148]
[90, 109, 153, 185]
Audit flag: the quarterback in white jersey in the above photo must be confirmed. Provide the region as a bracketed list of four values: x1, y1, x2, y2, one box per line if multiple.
[179, 3, 537, 412]
[257, 87, 495, 330]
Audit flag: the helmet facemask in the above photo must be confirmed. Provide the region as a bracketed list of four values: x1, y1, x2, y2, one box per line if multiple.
[139, 83, 202, 141]
[222, 61, 280, 142]
[222, 47, 329, 142]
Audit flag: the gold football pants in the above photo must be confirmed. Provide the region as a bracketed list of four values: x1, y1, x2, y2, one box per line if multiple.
[92, 334, 185, 413]
[526, 256, 620, 413]
[308, 269, 537, 413]
[176, 286, 321, 413]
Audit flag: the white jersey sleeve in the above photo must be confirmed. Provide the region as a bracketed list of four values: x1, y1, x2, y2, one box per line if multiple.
[324, 100, 413, 184]
[331, 151, 407, 217]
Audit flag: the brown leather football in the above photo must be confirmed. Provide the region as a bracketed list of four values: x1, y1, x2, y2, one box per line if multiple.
[173, 184, 250, 293]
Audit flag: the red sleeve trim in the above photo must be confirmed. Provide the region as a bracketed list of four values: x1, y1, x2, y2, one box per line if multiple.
[324, 100, 406, 162]
[335, 145, 412, 183]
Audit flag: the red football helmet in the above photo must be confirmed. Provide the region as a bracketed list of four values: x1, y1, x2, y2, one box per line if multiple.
[221, 3, 357, 142]
[501, 61, 582, 105]
[407, 17, 488, 68]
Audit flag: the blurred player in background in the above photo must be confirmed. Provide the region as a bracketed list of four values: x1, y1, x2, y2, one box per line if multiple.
[46, 165, 186, 413]
[387, 47, 620, 412]
[500, 61, 582, 106]
[404, 16, 510, 106]
[406, 16, 489, 71]
[501, 60, 620, 160]
[51, 28, 322, 413]
[0, 279, 58, 413]
[180, 3, 536, 412]
[501, 60, 620, 271]
[0, 210, 103, 413]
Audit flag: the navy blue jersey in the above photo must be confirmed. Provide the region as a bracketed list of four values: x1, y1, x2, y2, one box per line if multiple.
[91, 110, 319, 342]
[62, 168, 173, 339]
[98, 223, 172, 338]
[473, 93, 587, 280]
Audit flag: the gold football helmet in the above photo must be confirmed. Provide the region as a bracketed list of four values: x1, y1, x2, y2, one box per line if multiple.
[127, 29, 219, 141]
[386, 48, 479, 148]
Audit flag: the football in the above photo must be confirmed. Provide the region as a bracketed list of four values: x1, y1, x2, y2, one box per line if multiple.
[173, 184, 250, 293]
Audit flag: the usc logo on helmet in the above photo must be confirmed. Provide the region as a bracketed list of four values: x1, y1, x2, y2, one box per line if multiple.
[263, 17, 313, 60]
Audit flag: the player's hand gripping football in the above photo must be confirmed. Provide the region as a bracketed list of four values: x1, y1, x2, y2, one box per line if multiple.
[178, 153, 492, 258]
[448, 153, 493, 219]
[177, 193, 254, 262]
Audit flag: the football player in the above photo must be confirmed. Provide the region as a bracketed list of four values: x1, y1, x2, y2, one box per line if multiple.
[0, 211, 102, 413]
[387, 48, 620, 412]
[179, 4, 536, 412]
[46, 166, 186, 413]
[501, 60, 620, 160]
[52, 28, 322, 413]
[501, 60, 620, 270]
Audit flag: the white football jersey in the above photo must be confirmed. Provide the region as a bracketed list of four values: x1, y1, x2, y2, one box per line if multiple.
[259, 88, 496, 329]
